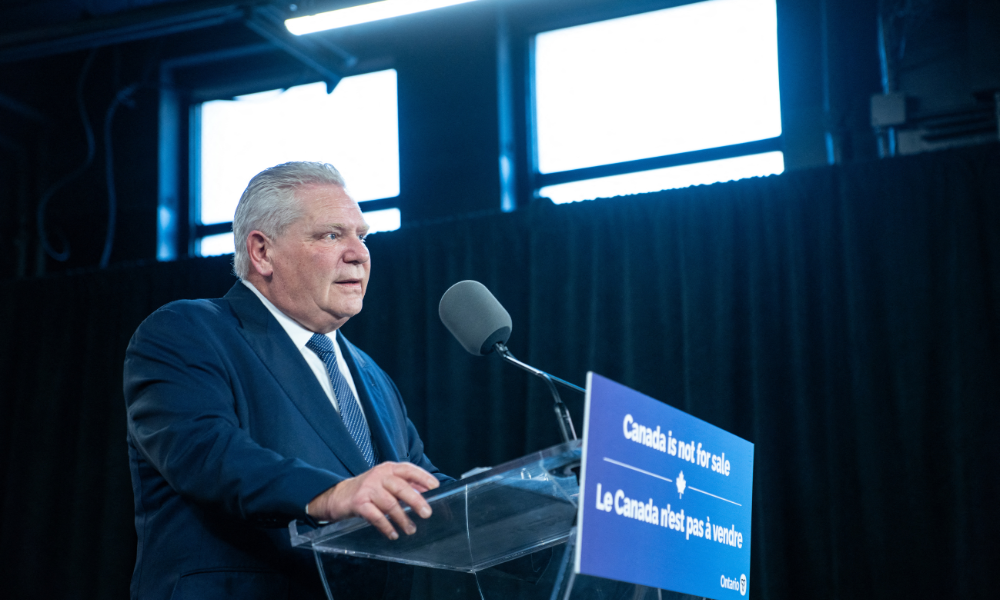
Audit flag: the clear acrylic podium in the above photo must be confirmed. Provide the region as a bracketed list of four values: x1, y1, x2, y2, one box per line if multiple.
[290, 441, 673, 600]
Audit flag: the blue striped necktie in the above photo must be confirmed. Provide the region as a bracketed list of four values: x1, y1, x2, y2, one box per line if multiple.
[306, 333, 377, 468]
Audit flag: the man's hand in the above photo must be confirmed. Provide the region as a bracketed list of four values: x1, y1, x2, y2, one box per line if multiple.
[307, 462, 440, 540]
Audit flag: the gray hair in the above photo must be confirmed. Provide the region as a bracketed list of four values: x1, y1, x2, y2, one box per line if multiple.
[232, 161, 346, 279]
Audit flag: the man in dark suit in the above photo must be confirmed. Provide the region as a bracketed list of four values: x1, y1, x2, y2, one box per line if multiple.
[124, 162, 447, 599]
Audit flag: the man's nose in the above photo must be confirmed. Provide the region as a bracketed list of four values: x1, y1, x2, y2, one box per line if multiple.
[344, 237, 370, 264]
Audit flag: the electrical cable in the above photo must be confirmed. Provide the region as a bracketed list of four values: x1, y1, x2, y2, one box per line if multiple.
[100, 42, 164, 269]
[100, 82, 139, 268]
[36, 48, 99, 262]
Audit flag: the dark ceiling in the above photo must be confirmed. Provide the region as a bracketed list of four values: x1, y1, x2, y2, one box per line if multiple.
[0, 0, 193, 33]
[0, 0, 367, 63]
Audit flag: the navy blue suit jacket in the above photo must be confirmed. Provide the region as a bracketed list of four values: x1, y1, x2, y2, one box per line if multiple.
[124, 282, 446, 600]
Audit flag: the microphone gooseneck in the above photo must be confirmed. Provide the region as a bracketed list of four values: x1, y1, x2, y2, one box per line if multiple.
[492, 342, 579, 442]
[439, 280, 583, 443]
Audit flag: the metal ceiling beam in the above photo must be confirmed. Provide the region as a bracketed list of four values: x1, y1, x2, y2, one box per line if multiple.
[0, 0, 256, 63]
[243, 5, 357, 91]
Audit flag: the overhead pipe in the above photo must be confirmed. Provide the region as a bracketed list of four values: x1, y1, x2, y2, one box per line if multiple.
[0, 0, 250, 63]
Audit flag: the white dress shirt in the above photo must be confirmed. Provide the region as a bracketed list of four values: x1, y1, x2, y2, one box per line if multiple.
[241, 280, 368, 425]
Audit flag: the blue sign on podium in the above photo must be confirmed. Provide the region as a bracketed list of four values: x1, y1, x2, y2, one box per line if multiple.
[575, 373, 754, 599]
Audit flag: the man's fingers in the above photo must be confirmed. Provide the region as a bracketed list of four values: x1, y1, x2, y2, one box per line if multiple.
[390, 462, 441, 492]
[364, 481, 420, 537]
[386, 463, 440, 518]
[359, 486, 416, 539]
[384, 502, 417, 536]
[357, 502, 400, 540]
[384, 476, 434, 519]
[315, 462, 442, 537]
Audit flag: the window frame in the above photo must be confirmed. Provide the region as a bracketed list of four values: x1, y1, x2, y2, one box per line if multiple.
[157, 44, 401, 260]
[521, 0, 784, 203]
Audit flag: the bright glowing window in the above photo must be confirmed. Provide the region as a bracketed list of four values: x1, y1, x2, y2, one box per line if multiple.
[196, 69, 400, 255]
[360, 208, 402, 234]
[534, 0, 782, 202]
[198, 232, 235, 257]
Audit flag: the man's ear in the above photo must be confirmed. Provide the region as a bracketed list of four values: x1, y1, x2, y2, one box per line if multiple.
[246, 231, 275, 277]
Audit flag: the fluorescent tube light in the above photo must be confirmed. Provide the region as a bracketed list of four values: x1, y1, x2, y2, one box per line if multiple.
[286, 0, 480, 35]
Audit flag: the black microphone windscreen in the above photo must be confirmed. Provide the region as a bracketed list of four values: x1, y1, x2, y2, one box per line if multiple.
[439, 281, 512, 356]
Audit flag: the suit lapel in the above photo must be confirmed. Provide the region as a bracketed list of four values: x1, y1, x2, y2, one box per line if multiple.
[224, 283, 371, 476]
[338, 332, 404, 463]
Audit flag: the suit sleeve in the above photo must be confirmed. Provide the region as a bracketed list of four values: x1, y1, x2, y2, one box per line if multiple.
[124, 304, 341, 522]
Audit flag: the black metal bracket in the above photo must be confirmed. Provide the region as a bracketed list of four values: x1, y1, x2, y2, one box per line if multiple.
[243, 5, 357, 93]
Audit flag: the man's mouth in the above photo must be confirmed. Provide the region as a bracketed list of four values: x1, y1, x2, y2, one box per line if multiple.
[335, 278, 362, 287]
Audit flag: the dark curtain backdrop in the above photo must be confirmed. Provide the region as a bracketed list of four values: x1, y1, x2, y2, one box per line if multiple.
[1, 144, 997, 600]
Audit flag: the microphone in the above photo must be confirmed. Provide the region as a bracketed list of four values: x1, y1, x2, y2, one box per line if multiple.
[439, 280, 583, 443]
[438, 280, 512, 356]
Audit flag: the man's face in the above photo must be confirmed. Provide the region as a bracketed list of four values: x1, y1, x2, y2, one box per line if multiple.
[264, 184, 371, 333]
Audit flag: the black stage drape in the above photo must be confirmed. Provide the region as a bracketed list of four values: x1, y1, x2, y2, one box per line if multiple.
[1, 144, 997, 599]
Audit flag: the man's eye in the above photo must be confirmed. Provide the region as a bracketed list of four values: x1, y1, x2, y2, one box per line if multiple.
[326, 233, 338, 240]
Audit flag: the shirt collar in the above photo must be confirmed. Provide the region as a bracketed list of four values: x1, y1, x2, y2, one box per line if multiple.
[240, 279, 336, 350]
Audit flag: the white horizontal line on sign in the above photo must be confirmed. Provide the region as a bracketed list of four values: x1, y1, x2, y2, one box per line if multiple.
[603, 457, 673, 483]
[603, 457, 742, 506]
[686, 486, 741, 506]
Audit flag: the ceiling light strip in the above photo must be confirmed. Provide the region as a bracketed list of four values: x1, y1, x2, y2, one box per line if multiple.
[286, 0, 479, 35]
